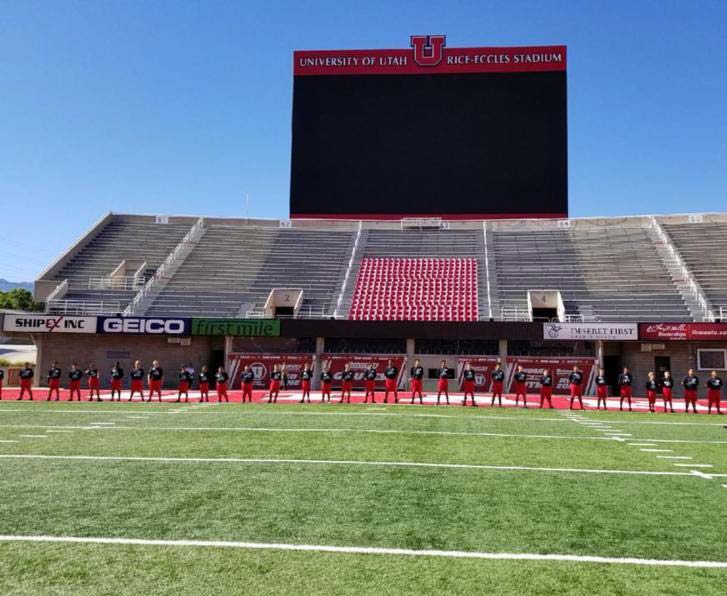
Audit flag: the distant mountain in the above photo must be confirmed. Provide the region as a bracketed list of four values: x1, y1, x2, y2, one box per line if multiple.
[0, 279, 33, 292]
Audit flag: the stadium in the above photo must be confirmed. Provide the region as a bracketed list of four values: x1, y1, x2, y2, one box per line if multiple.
[2, 29, 727, 596]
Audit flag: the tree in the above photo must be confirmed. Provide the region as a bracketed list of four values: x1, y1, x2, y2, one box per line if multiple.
[0, 289, 43, 312]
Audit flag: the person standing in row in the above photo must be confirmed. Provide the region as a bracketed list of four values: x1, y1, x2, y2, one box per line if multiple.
[216, 367, 229, 402]
[539, 369, 553, 408]
[437, 360, 450, 405]
[320, 366, 333, 402]
[46, 362, 62, 401]
[340, 364, 354, 404]
[0, 367, 4, 400]
[595, 368, 608, 410]
[110, 362, 124, 401]
[148, 361, 164, 402]
[198, 366, 210, 402]
[17, 363, 34, 400]
[363, 364, 377, 404]
[299, 363, 313, 404]
[661, 371, 675, 413]
[410, 359, 424, 405]
[683, 369, 699, 414]
[68, 363, 83, 401]
[176, 365, 192, 403]
[513, 365, 528, 408]
[618, 367, 633, 412]
[462, 362, 476, 407]
[645, 372, 658, 413]
[240, 365, 254, 403]
[568, 366, 584, 410]
[129, 361, 145, 402]
[491, 363, 504, 407]
[706, 370, 723, 415]
[86, 363, 101, 401]
[268, 365, 282, 403]
[383, 360, 398, 404]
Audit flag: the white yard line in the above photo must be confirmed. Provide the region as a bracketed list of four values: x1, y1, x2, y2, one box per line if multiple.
[0, 535, 726, 568]
[0, 453, 706, 478]
[627, 443, 658, 447]
[18, 435, 47, 438]
[657, 456, 692, 460]
[674, 464, 713, 468]
[639, 449, 674, 453]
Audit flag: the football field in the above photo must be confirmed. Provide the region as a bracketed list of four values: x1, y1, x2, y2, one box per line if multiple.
[1, 399, 726, 595]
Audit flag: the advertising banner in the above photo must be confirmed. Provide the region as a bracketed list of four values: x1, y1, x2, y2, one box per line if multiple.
[639, 323, 727, 341]
[543, 323, 638, 341]
[456, 356, 597, 395]
[320, 354, 408, 389]
[226, 354, 314, 390]
[97, 317, 191, 335]
[3, 314, 97, 334]
[192, 319, 280, 337]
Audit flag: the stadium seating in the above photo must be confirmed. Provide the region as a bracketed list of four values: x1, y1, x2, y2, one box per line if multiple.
[662, 221, 727, 317]
[349, 257, 478, 321]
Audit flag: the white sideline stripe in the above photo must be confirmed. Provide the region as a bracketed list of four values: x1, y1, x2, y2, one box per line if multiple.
[89, 422, 115, 426]
[45, 430, 74, 434]
[690, 470, 713, 480]
[0, 454, 704, 478]
[0, 535, 726, 568]
[674, 464, 713, 468]
[0, 440, 19, 443]
[657, 456, 692, 460]
[18, 435, 47, 438]
[628, 443, 658, 447]
[640, 449, 673, 453]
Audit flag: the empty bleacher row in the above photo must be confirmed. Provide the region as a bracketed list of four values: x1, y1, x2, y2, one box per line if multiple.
[662, 221, 727, 316]
[349, 258, 478, 321]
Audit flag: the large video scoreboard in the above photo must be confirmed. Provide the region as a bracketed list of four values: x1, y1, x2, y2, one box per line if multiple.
[290, 36, 567, 220]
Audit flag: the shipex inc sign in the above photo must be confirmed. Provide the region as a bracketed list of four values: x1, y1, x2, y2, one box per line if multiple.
[544, 322, 638, 341]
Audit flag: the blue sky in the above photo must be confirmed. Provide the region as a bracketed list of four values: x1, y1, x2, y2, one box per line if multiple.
[1, 0, 726, 282]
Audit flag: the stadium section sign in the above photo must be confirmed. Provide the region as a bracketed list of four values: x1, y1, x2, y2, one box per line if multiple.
[543, 323, 638, 341]
[3, 314, 97, 334]
[191, 318, 280, 337]
[640, 322, 727, 341]
[97, 317, 191, 335]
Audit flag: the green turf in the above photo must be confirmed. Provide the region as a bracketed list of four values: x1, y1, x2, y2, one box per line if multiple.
[0, 402, 726, 594]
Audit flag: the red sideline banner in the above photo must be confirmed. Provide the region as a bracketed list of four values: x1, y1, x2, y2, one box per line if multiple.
[456, 357, 597, 395]
[640, 323, 727, 341]
[320, 354, 408, 389]
[295, 37, 566, 76]
[226, 353, 408, 390]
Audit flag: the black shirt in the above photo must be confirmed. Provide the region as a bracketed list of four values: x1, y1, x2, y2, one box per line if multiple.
[618, 373, 633, 387]
[646, 379, 658, 391]
[148, 367, 163, 381]
[541, 375, 552, 387]
[179, 371, 193, 382]
[707, 377, 723, 390]
[683, 375, 699, 390]
[216, 371, 229, 383]
[439, 367, 449, 379]
[569, 372, 583, 385]
[0, 369, 4, 381]
[321, 371, 332, 383]
[85, 368, 98, 379]
[68, 369, 83, 381]
[410, 366, 424, 380]
[514, 371, 527, 383]
[463, 369, 475, 381]
[595, 375, 607, 386]
[491, 369, 504, 382]
[661, 377, 673, 389]
[48, 367, 61, 379]
[20, 367, 34, 379]
[366, 368, 377, 381]
[271, 371, 283, 382]
[130, 368, 145, 380]
[241, 371, 254, 385]
[384, 366, 398, 379]
[199, 372, 210, 384]
[301, 369, 313, 381]
[343, 370, 354, 382]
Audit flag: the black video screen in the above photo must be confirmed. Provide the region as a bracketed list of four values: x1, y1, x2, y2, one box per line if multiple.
[290, 71, 567, 218]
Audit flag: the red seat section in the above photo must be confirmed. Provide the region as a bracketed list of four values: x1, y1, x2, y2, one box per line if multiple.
[349, 258, 478, 321]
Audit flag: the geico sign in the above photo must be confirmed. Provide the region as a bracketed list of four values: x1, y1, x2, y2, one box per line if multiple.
[99, 317, 189, 335]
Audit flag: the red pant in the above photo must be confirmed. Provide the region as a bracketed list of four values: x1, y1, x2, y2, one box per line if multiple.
[111, 378, 122, 391]
[131, 379, 143, 393]
[269, 380, 281, 393]
[619, 386, 632, 399]
[684, 389, 698, 403]
[149, 379, 162, 394]
[342, 380, 353, 393]
[708, 389, 722, 405]
[540, 386, 552, 400]
[596, 385, 607, 399]
[662, 388, 672, 401]
[199, 382, 209, 395]
[301, 380, 311, 393]
[437, 379, 448, 392]
[217, 382, 228, 397]
[365, 380, 375, 393]
[385, 378, 397, 392]
[569, 384, 582, 398]
[178, 381, 189, 393]
[88, 378, 100, 391]
[463, 380, 475, 394]
[515, 382, 526, 396]
[647, 389, 656, 404]
[321, 381, 331, 395]
[49, 378, 60, 390]
[242, 383, 252, 399]
[410, 379, 422, 393]
[491, 381, 503, 395]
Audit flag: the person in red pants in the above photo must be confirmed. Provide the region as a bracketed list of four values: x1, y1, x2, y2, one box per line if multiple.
[363, 364, 377, 404]
[409, 359, 424, 405]
[68, 364, 83, 401]
[383, 360, 399, 404]
[645, 372, 658, 413]
[595, 368, 608, 410]
[18, 363, 34, 400]
[46, 362, 62, 401]
[85, 364, 101, 401]
[340, 364, 354, 404]
[660, 370, 675, 413]
[462, 362, 477, 407]
[268, 365, 282, 403]
[490, 363, 504, 407]
[706, 370, 723, 415]
[437, 360, 450, 405]
[299, 362, 313, 404]
[148, 361, 164, 402]
[683, 369, 699, 414]
[568, 366, 584, 410]
[216, 367, 230, 403]
[240, 365, 254, 403]
[513, 365, 528, 408]
[109, 362, 124, 402]
[176, 365, 192, 403]
[0, 368, 4, 400]
[320, 367, 333, 403]
[618, 367, 633, 412]
[539, 369, 553, 408]
[198, 366, 210, 402]
[129, 361, 145, 402]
